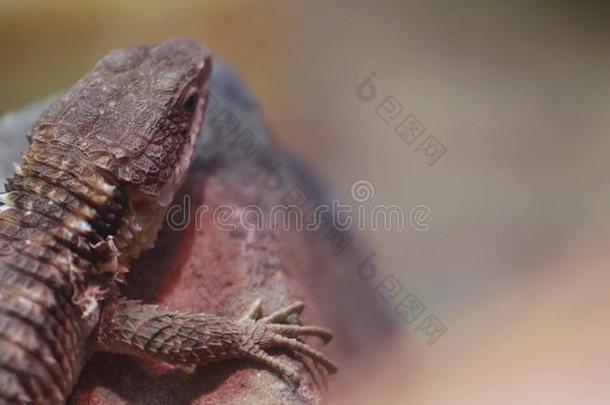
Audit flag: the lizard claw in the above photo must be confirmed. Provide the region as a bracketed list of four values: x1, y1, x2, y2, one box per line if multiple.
[239, 300, 337, 385]
[240, 298, 263, 321]
[260, 301, 304, 323]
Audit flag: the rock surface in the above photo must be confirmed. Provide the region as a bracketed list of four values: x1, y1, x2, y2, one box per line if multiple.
[0, 61, 398, 404]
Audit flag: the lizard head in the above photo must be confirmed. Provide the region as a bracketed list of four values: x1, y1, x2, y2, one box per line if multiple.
[100, 38, 212, 206]
[34, 38, 212, 206]
[30, 38, 212, 255]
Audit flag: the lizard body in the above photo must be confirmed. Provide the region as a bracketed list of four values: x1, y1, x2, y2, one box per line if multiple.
[0, 39, 336, 404]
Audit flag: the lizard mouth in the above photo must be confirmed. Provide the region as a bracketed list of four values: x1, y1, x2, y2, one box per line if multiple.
[127, 91, 206, 257]
[157, 85, 208, 207]
[120, 52, 212, 259]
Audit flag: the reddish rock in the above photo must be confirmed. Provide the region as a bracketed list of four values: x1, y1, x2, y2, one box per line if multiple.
[1, 61, 398, 405]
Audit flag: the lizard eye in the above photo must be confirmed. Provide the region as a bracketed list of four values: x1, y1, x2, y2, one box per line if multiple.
[183, 91, 199, 111]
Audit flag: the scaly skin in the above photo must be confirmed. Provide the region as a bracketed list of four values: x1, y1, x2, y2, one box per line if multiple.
[0, 39, 336, 404]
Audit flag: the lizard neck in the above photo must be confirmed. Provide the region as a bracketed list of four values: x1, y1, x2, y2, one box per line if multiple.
[0, 142, 134, 399]
[2, 141, 134, 301]
[4, 140, 173, 275]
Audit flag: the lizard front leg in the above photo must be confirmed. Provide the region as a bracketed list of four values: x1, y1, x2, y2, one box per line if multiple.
[94, 299, 337, 386]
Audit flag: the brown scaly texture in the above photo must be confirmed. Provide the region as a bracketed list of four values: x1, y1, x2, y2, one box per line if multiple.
[0, 39, 336, 404]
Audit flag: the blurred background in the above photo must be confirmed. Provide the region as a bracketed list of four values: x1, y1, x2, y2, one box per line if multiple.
[2, 1, 610, 403]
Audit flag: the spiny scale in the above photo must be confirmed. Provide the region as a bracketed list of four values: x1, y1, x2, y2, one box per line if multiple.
[0, 144, 129, 403]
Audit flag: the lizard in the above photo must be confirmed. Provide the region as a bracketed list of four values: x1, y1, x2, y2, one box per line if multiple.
[0, 38, 337, 404]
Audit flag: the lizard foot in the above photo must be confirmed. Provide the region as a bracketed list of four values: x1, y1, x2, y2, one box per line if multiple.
[237, 300, 337, 387]
[96, 299, 336, 388]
